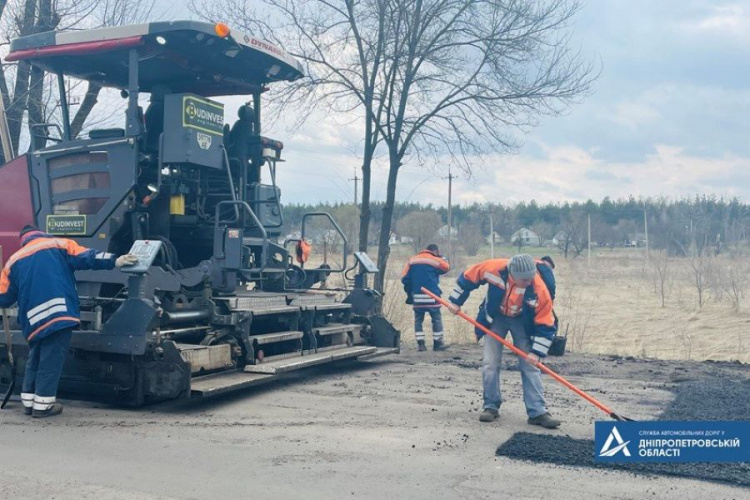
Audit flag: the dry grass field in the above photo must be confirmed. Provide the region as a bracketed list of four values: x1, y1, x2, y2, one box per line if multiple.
[375, 244, 750, 363]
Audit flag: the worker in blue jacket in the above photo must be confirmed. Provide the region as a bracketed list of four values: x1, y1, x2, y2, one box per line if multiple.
[448, 254, 561, 429]
[0, 226, 137, 417]
[474, 255, 556, 340]
[401, 244, 450, 351]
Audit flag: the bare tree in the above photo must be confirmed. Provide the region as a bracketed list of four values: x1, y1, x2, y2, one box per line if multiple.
[531, 220, 554, 246]
[722, 262, 745, 312]
[370, 0, 596, 291]
[459, 223, 484, 256]
[0, 0, 156, 158]
[195, 0, 596, 295]
[329, 203, 361, 251]
[556, 208, 588, 258]
[397, 210, 441, 253]
[191, 0, 389, 259]
[649, 249, 670, 308]
[685, 247, 713, 309]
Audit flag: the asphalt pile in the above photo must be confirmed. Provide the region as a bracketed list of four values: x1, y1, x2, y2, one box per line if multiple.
[496, 363, 750, 488]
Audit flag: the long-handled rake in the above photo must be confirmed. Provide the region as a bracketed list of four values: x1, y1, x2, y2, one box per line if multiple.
[421, 287, 633, 421]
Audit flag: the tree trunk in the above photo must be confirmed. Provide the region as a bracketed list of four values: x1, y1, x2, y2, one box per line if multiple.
[27, 64, 47, 150]
[358, 124, 377, 253]
[7, 0, 35, 153]
[0, 66, 10, 164]
[358, 153, 372, 253]
[8, 58, 32, 154]
[27, 0, 57, 150]
[374, 148, 401, 294]
[70, 82, 103, 138]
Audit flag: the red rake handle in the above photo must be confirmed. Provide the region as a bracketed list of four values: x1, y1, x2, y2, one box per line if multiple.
[421, 287, 624, 420]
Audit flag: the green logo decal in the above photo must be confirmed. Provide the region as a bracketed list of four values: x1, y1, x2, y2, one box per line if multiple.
[182, 96, 224, 136]
[46, 215, 87, 235]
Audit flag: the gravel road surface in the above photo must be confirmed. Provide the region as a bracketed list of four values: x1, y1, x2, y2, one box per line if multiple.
[1, 347, 748, 500]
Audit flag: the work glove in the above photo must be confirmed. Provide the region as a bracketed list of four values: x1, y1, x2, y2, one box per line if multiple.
[116, 254, 139, 268]
[405, 293, 413, 305]
[525, 352, 541, 364]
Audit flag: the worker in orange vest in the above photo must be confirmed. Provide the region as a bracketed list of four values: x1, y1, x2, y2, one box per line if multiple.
[401, 244, 450, 351]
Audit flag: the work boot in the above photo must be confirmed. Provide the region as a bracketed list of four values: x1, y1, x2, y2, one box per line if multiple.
[527, 412, 561, 429]
[21, 393, 34, 415]
[433, 339, 449, 351]
[479, 408, 499, 422]
[417, 340, 427, 352]
[32, 403, 64, 419]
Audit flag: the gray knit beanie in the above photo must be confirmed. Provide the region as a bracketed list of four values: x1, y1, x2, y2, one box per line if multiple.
[508, 254, 536, 281]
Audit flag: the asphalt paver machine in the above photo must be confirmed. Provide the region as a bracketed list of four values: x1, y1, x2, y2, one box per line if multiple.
[0, 21, 399, 405]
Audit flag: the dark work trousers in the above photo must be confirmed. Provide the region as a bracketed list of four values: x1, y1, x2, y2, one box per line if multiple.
[413, 308, 444, 343]
[22, 328, 73, 398]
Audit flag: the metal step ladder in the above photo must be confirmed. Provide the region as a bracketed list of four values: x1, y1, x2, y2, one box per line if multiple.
[189, 345, 398, 398]
[243, 345, 378, 374]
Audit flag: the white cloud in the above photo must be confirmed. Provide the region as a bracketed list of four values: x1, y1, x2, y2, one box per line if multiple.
[682, 3, 750, 41]
[608, 101, 662, 129]
[431, 144, 750, 207]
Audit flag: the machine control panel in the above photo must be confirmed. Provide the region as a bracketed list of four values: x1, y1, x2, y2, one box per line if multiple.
[121, 240, 163, 274]
[354, 252, 379, 273]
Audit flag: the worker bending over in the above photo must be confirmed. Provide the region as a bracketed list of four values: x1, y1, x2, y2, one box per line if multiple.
[0, 226, 137, 417]
[448, 254, 560, 428]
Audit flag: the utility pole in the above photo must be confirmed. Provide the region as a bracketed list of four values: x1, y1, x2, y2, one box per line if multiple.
[489, 211, 495, 259]
[445, 169, 456, 261]
[349, 168, 360, 209]
[587, 213, 591, 268]
[644, 208, 649, 257]
[482, 208, 495, 258]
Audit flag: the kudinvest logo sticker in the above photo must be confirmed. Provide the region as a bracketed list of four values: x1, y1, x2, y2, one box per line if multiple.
[46, 215, 86, 235]
[182, 96, 224, 136]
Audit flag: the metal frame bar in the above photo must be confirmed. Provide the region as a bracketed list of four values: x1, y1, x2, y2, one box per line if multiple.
[301, 212, 349, 272]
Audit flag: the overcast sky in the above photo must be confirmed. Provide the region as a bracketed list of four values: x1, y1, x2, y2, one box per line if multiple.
[163, 1, 750, 207]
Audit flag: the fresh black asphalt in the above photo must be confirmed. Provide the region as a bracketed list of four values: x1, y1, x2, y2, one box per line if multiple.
[496, 362, 750, 488]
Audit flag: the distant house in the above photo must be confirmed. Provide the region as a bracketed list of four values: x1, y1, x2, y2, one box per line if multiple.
[388, 233, 414, 246]
[285, 230, 303, 242]
[551, 231, 568, 247]
[437, 225, 459, 238]
[628, 232, 648, 247]
[511, 228, 542, 247]
[486, 231, 504, 245]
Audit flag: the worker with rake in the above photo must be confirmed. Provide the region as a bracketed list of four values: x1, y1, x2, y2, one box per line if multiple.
[447, 254, 561, 429]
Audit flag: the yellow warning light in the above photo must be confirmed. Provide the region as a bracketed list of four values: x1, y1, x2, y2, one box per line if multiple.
[215, 23, 231, 38]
